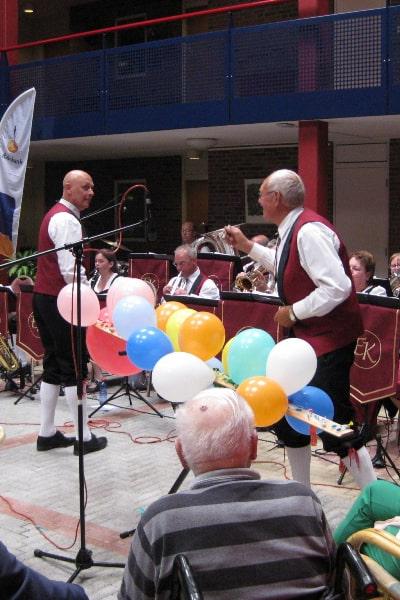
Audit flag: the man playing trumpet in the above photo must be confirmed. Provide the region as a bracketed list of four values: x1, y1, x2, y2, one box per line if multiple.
[225, 168, 376, 490]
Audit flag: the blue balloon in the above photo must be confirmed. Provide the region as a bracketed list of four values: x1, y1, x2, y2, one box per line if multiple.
[126, 326, 173, 371]
[285, 386, 334, 435]
[113, 296, 156, 340]
[228, 328, 275, 385]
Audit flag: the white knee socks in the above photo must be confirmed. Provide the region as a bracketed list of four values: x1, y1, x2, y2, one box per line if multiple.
[64, 386, 92, 442]
[39, 382, 60, 437]
[287, 445, 312, 488]
[342, 445, 377, 489]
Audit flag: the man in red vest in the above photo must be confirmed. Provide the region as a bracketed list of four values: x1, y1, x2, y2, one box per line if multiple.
[33, 170, 107, 455]
[225, 169, 376, 489]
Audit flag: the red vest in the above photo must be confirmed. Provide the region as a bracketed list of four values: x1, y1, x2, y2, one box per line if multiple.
[34, 203, 80, 296]
[278, 209, 363, 356]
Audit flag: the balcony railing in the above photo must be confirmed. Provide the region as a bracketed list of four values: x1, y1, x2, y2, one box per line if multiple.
[1, 6, 399, 141]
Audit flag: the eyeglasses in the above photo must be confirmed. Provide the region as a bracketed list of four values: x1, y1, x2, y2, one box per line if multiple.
[173, 260, 191, 267]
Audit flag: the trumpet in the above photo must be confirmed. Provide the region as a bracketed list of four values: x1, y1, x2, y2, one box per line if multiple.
[234, 264, 268, 292]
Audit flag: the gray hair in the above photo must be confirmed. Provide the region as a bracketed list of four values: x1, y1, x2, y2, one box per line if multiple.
[175, 388, 255, 470]
[267, 169, 305, 209]
[175, 244, 197, 259]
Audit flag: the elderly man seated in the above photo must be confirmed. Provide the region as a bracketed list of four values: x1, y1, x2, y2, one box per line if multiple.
[118, 388, 335, 599]
[162, 244, 219, 300]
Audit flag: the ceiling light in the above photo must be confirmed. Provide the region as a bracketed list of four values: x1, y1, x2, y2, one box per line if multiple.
[23, 2, 34, 14]
[276, 122, 296, 128]
[187, 149, 201, 160]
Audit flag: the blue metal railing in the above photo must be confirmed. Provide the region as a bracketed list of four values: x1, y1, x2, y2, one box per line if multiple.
[1, 6, 399, 141]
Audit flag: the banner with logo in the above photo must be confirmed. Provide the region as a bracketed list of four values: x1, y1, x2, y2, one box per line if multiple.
[16, 290, 44, 360]
[0, 88, 36, 257]
[350, 303, 400, 404]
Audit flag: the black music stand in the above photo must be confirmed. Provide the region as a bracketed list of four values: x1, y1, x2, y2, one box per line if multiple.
[88, 374, 163, 419]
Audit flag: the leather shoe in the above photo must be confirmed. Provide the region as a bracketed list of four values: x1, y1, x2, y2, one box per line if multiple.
[73, 433, 107, 456]
[37, 430, 76, 451]
[372, 450, 386, 469]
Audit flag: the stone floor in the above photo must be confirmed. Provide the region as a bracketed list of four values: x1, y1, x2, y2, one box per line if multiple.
[1, 372, 400, 599]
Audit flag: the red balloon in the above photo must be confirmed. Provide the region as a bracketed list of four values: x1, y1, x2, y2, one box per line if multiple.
[86, 323, 140, 376]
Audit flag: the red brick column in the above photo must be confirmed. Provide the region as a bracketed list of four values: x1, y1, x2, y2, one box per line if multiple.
[0, 0, 18, 63]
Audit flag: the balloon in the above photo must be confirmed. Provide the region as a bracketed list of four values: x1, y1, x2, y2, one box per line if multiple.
[86, 323, 141, 376]
[107, 277, 155, 316]
[228, 328, 276, 385]
[206, 357, 224, 372]
[99, 307, 111, 324]
[126, 326, 174, 371]
[237, 376, 288, 427]
[165, 308, 196, 351]
[112, 295, 156, 340]
[285, 386, 334, 435]
[179, 312, 225, 361]
[266, 338, 317, 396]
[57, 283, 100, 326]
[222, 338, 234, 375]
[155, 301, 186, 331]
[152, 352, 215, 403]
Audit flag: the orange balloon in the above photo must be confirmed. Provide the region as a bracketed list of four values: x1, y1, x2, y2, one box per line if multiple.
[237, 376, 288, 427]
[155, 301, 186, 332]
[179, 312, 225, 361]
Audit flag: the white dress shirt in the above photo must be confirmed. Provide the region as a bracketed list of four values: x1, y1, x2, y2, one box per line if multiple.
[48, 198, 88, 285]
[167, 267, 220, 300]
[248, 207, 352, 321]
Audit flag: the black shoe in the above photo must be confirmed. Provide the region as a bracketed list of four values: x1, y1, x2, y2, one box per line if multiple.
[59, 386, 65, 397]
[37, 430, 76, 451]
[5, 379, 18, 392]
[73, 434, 107, 456]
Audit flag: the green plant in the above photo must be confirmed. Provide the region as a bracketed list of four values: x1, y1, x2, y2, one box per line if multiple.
[8, 248, 37, 280]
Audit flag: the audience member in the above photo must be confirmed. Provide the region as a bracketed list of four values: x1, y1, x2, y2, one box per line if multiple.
[334, 480, 400, 578]
[119, 388, 335, 599]
[349, 250, 387, 295]
[225, 169, 375, 490]
[162, 244, 219, 300]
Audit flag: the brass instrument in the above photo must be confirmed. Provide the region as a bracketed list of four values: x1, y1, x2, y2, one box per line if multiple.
[0, 334, 20, 372]
[193, 224, 244, 256]
[390, 273, 400, 298]
[234, 264, 269, 292]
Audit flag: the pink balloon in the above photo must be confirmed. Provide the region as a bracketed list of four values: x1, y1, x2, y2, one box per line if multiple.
[57, 284, 100, 326]
[99, 307, 111, 324]
[107, 277, 155, 316]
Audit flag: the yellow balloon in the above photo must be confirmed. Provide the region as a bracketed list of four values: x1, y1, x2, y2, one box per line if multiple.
[155, 301, 186, 332]
[237, 376, 288, 427]
[166, 308, 196, 351]
[179, 312, 225, 361]
[222, 338, 234, 375]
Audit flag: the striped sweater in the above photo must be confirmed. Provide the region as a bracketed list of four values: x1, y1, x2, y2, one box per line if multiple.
[118, 469, 335, 600]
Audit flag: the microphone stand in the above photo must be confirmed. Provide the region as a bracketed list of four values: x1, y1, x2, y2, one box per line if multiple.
[2, 218, 147, 582]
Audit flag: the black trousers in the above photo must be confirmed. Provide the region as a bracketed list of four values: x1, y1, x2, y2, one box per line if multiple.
[33, 293, 88, 387]
[273, 341, 357, 457]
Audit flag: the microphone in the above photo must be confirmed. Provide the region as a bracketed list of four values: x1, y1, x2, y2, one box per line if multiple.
[145, 189, 157, 242]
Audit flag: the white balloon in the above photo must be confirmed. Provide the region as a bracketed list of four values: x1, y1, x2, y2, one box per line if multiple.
[152, 352, 215, 403]
[57, 283, 100, 326]
[265, 338, 317, 396]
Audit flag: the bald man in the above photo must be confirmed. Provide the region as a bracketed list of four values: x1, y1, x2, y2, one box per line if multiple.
[119, 389, 335, 600]
[33, 170, 107, 455]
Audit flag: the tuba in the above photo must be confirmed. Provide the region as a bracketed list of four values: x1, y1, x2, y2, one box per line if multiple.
[192, 224, 243, 256]
[390, 272, 400, 298]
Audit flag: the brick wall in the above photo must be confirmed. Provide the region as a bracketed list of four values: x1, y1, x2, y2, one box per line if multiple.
[208, 144, 333, 240]
[45, 156, 182, 256]
[389, 140, 400, 258]
[207, 0, 298, 31]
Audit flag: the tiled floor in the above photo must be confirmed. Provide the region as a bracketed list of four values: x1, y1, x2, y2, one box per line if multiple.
[1, 375, 400, 599]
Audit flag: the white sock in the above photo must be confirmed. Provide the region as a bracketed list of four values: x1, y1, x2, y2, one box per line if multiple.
[342, 445, 377, 489]
[287, 445, 311, 488]
[64, 386, 91, 442]
[39, 382, 60, 437]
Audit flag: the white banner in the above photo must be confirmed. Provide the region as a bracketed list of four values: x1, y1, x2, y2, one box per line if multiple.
[0, 88, 36, 257]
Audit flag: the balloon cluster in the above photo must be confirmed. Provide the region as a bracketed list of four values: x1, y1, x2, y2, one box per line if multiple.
[57, 282, 333, 431]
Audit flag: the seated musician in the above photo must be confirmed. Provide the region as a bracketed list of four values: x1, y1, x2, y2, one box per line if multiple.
[162, 245, 219, 300]
[235, 235, 275, 293]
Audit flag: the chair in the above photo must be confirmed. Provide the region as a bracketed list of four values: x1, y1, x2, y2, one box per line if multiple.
[170, 554, 203, 600]
[348, 528, 400, 599]
[169, 545, 377, 600]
